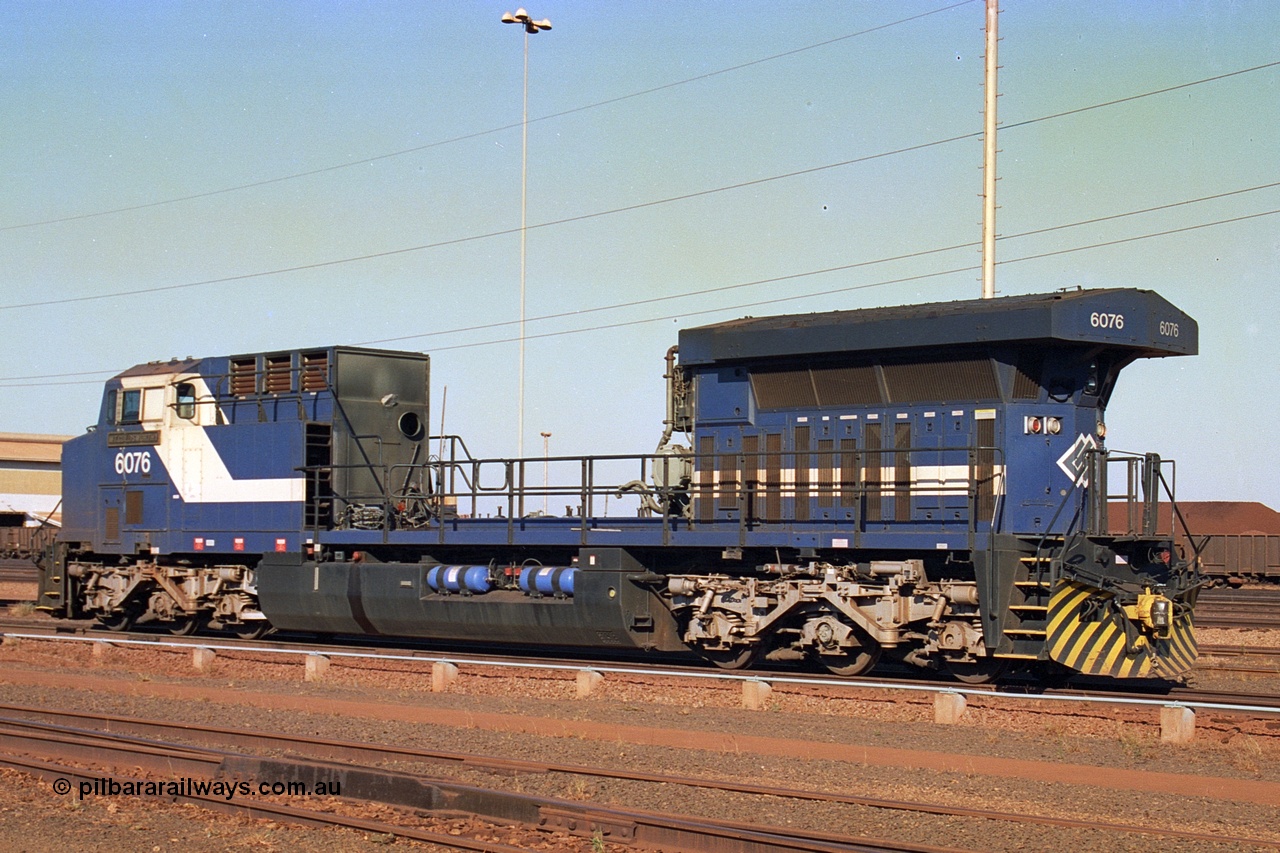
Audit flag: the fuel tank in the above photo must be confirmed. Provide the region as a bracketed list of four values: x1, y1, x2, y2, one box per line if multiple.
[256, 548, 685, 652]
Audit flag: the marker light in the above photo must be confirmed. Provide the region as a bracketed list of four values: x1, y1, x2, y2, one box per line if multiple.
[1046, 417, 1062, 435]
[1025, 416, 1043, 435]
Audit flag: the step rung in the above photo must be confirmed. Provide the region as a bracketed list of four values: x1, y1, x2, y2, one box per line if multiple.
[995, 653, 1040, 660]
[1003, 629, 1048, 637]
[1014, 580, 1052, 588]
[1010, 605, 1048, 612]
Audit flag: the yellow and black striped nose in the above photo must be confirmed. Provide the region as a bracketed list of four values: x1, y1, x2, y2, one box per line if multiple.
[1046, 580, 1197, 678]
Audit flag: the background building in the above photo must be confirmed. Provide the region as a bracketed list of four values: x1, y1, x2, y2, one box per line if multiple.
[0, 433, 71, 525]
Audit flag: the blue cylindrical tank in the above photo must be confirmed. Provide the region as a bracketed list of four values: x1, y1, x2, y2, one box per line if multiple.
[461, 565, 491, 593]
[425, 565, 491, 594]
[518, 566, 576, 596]
[425, 565, 443, 592]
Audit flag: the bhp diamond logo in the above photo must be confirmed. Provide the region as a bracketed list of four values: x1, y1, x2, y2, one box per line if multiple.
[1057, 433, 1098, 487]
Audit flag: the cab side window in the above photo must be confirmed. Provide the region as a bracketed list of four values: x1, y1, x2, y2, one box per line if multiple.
[176, 383, 196, 420]
[120, 390, 142, 424]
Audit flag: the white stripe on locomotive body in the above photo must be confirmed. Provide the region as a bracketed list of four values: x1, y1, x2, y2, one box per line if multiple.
[694, 463, 1005, 499]
[119, 374, 305, 505]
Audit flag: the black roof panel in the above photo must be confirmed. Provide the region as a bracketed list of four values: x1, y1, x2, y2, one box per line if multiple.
[678, 288, 1196, 365]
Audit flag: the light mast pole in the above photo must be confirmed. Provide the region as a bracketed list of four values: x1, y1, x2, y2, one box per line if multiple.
[981, 0, 999, 299]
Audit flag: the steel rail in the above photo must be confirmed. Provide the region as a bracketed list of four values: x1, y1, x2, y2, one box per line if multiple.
[1, 704, 1275, 849]
[4, 629, 1279, 717]
[1199, 643, 1280, 658]
[1197, 588, 1280, 629]
[0, 713, 967, 853]
[0, 751, 534, 853]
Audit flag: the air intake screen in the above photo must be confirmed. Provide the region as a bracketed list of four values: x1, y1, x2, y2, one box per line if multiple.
[230, 358, 257, 396]
[1012, 352, 1043, 400]
[883, 358, 998, 403]
[750, 369, 816, 409]
[752, 365, 881, 409]
[301, 352, 329, 392]
[753, 355, 998, 409]
[812, 365, 881, 406]
[264, 356, 293, 394]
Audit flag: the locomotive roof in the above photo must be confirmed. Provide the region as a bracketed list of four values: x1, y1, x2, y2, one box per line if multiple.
[678, 288, 1197, 365]
[110, 346, 429, 381]
[113, 358, 202, 379]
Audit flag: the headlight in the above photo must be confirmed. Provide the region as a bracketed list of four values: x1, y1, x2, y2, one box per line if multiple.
[1150, 598, 1171, 630]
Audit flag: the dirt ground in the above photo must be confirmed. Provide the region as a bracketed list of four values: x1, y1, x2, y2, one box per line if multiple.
[0, 623, 1276, 852]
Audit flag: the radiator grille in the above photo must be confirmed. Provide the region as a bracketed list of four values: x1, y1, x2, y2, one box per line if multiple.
[1012, 352, 1043, 400]
[230, 358, 257, 396]
[883, 358, 998, 403]
[301, 352, 329, 392]
[264, 355, 293, 394]
[750, 369, 815, 408]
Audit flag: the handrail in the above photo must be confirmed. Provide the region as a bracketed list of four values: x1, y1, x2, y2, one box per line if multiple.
[303, 441, 1010, 546]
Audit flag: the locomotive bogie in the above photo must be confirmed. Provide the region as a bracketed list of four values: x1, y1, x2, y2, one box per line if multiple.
[67, 557, 263, 631]
[664, 559, 987, 665]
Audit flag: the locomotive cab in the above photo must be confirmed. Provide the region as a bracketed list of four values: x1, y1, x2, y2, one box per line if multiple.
[40, 346, 429, 636]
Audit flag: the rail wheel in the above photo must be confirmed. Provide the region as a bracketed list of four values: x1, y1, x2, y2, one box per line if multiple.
[702, 644, 762, 670]
[946, 657, 1008, 684]
[98, 611, 135, 632]
[813, 643, 881, 677]
[167, 616, 204, 636]
[232, 623, 271, 641]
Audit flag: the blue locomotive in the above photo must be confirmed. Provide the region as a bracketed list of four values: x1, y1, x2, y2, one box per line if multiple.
[38, 289, 1199, 681]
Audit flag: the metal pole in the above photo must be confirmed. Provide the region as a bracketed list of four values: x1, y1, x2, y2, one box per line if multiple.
[518, 29, 529, 458]
[540, 431, 551, 515]
[502, 9, 551, 457]
[981, 0, 999, 299]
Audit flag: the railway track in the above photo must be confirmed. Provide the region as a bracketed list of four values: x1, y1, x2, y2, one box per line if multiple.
[1194, 643, 1280, 677]
[1199, 643, 1280, 661]
[0, 562, 37, 585]
[4, 616, 1280, 720]
[0, 705, 965, 853]
[1196, 587, 1280, 628]
[7, 617, 1280, 737]
[1, 704, 1276, 852]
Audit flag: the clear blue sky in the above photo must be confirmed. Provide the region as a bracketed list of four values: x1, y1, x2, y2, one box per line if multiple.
[1, 1, 1276, 508]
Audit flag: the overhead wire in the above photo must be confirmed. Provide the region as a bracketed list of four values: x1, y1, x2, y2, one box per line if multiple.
[0, 1, 977, 234]
[2, 56, 1276, 314]
[407, 207, 1280, 353]
[1, 28, 1275, 387]
[4, 200, 1277, 388]
[355, 179, 1280, 346]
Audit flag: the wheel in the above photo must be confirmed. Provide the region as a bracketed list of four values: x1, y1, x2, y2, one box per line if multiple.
[167, 616, 203, 636]
[946, 658, 1009, 684]
[813, 644, 882, 677]
[232, 622, 271, 641]
[97, 612, 135, 632]
[702, 645, 761, 670]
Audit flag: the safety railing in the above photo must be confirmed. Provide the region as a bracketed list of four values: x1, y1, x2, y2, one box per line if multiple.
[1087, 449, 1179, 539]
[301, 438, 1006, 549]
